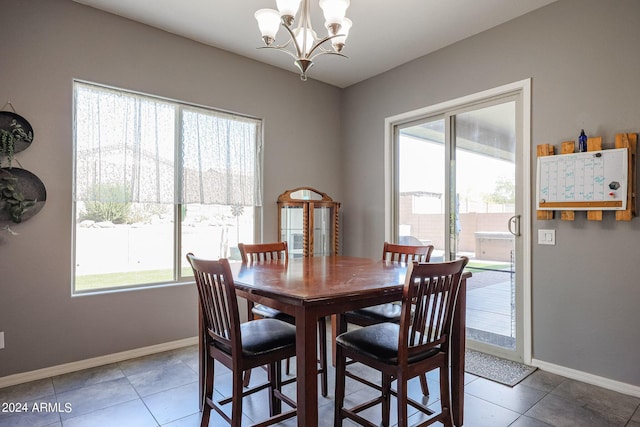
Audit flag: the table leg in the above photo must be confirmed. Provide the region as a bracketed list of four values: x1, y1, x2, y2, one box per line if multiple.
[296, 307, 319, 427]
[451, 275, 468, 426]
[332, 313, 348, 366]
[331, 314, 337, 366]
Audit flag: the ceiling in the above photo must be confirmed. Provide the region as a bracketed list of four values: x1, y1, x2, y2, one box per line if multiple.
[72, 0, 557, 88]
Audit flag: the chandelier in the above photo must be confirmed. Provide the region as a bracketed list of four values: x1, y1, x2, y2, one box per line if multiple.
[255, 0, 352, 81]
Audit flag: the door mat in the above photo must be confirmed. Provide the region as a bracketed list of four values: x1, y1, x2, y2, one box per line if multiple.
[465, 350, 537, 387]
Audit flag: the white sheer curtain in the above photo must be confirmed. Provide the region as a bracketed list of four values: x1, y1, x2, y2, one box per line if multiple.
[73, 82, 262, 207]
[181, 106, 262, 206]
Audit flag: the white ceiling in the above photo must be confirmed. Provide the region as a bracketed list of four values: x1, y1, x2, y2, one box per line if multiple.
[72, 0, 557, 88]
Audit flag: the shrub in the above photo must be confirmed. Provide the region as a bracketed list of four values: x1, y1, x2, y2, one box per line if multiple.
[81, 183, 131, 223]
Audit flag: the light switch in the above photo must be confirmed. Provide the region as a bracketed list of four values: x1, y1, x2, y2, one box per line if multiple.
[538, 229, 556, 245]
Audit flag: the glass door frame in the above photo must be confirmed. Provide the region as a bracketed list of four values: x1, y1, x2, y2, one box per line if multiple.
[384, 79, 532, 363]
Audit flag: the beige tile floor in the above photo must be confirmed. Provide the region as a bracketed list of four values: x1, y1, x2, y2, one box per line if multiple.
[0, 344, 639, 427]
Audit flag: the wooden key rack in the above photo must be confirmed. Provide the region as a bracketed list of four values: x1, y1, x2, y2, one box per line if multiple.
[536, 133, 637, 221]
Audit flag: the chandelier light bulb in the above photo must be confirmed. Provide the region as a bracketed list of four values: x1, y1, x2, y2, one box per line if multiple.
[295, 27, 317, 56]
[276, 0, 302, 26]
[331, 17, 351, 53]
[255, 9, 281, 46]
[319, 0, 350, 35]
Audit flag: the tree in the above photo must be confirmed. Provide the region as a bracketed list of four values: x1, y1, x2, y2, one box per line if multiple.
[484, 177, 515, 205]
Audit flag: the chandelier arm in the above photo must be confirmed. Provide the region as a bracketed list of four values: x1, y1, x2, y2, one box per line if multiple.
[256, 37, 295, 51]
[281, 21, 305, 58]
[257, 45, 301, 61]
[308, 50, 347, 62]
[303, 33, 344, 59]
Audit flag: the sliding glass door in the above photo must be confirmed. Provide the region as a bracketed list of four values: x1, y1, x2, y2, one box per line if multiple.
[454, 102, 519, 356]
[394, 91, 528, 362]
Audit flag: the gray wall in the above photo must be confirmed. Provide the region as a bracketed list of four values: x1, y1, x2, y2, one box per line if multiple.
[341, 0, 640, 387]
[0, 0, 342, 377]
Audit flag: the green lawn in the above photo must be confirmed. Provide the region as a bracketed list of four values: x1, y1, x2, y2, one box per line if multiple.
[465, 261, 511, 273]
[75, 268, 193, 292]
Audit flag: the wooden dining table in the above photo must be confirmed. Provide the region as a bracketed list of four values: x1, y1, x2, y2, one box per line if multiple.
[215, 255, 470, 427]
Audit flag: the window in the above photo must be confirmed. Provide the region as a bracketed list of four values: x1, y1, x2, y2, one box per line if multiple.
[73, 82, 262, 293]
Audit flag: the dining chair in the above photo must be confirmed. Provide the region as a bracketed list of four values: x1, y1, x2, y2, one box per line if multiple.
[187, 253, 297, 427]
[238, 242, 289, 321]
[238, 242, 329, 397]
[344, 242, 434, 326]
[334, 257, 469, 427]
[343, 242, 434, 395]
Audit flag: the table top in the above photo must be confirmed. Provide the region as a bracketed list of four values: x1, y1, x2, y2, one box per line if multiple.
[230, 256, 408, 304]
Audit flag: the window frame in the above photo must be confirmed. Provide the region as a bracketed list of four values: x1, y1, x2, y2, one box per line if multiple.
[71, 80, 263, 295]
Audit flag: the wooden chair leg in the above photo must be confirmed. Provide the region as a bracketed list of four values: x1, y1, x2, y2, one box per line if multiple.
[200, 402, 211, 427]
[268, 361, 283, 416]
[334, 346, 347, 427]
[439, 364, 453, 427]
[242, 369, 252, 387]
[420, 373, 430, 396]
[231, 365, 244, 427]
[382, 373, 392, 427]
[396, 374, 409, 427]
[318, 317, 328, 397]
[200, 355, 214, 427]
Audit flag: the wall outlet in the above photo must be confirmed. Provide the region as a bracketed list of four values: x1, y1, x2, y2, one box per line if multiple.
[0, 332, 4, 349]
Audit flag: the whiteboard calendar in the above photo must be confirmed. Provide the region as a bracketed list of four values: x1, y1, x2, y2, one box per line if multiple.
[537, 148, 628, 210]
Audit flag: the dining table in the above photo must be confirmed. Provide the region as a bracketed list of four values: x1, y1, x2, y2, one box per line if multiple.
[206, 255, 470, 427]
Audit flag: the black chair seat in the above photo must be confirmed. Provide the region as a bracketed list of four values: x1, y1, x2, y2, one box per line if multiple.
[250, 297, 328, 398]
[252, 304, 295, 324]
[214, 318, 296, 357]
[337, 322, 439, 365]
[348, 303, 402, 323]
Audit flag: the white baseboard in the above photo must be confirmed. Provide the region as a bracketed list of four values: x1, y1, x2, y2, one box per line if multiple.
[532, 358, 640, 398]
[0, 337, 198, 389]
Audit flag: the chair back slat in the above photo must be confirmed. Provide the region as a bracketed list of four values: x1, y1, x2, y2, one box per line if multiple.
[382, 242, 434, 263]
[239, 242, 288, 264]
[210, 272, 231, 339]
[187, 254, 240, 352]
[399, 258, 468, 361]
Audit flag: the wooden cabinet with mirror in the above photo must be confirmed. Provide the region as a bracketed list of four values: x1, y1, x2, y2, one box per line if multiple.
[278, 187, 340, 257]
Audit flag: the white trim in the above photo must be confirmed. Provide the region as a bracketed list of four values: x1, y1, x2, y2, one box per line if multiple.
[532, 358, 640, 398]
[521, 80, 532, 365]
[0, 337, 198, 389]
[383, 119, 395, 241]
[384, 79, 532, 364]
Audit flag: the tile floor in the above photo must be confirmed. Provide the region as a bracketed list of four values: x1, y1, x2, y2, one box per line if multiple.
[1, 344, 639, 427]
